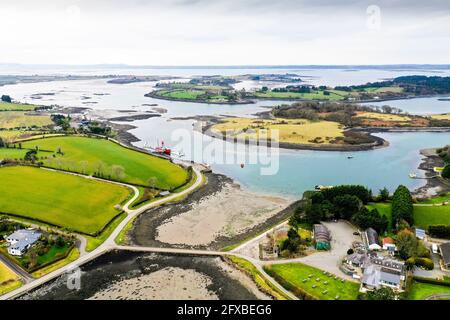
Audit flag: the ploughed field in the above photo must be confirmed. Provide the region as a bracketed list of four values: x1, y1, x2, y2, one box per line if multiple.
[0, 166, 131, 235]
[21, 136, 188, 190]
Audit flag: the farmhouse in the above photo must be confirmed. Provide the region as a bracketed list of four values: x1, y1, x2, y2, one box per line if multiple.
[361, 255, 406, 291]
[5, 229, 41, 256]
[364, 228, 381, 251]
[382, 237, 396, 254]
[440, 242, 450, 269]
[313, 224, 331, 250]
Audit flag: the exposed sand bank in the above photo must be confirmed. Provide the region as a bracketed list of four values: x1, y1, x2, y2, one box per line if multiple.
[89, 267, 218, 300]
[155, 181, 289, 247]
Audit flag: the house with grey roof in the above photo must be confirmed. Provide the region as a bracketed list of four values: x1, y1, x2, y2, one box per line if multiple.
[361, 254, 406, 292]
[5, 229, 41, 256]
[440, 242, 450, 269]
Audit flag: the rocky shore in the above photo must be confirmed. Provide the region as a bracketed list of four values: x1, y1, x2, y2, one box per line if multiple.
[413, 148, 450, 199]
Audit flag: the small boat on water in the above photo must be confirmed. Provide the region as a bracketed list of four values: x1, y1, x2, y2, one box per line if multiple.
[347, 156, 354, 159]
[409, 172, 417, 178]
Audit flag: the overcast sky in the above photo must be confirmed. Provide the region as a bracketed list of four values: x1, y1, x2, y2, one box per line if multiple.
[0, 0, 449, 65]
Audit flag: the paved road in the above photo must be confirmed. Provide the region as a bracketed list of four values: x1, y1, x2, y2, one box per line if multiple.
[0, 254, 34, 283]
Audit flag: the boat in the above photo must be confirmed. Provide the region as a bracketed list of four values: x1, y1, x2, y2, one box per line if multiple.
[409, 172, 417, 178]
[347, 155, 354, 159]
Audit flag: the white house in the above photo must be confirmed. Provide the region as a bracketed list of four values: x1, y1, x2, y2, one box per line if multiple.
[5, 229, 41, 256]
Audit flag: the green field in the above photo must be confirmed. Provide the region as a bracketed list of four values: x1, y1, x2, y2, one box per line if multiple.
[0, 111, 52, 129]
[0, 261, 22, 295]
[21, 136, 188, 189]
[0, 101, 36, 111]
[414, 205, 450, 229]
[366, 202, 393, 230]
[408, 280, 450, 300]
[254, 90, 345, 101]
[159, 89, 207, 100]
[263, 263, 360, 300]
[0, 147, 36, 159]
[420, 192, 450, 204]
[0, 166, 131, 235]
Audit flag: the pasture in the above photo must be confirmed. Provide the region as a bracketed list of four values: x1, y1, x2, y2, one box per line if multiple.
[212, 117, 344, 145]
[0, 166, 131, 235]
[0, 111, 52, 129]
[21, 136, 188, 189]
[264, 263, 360, 300]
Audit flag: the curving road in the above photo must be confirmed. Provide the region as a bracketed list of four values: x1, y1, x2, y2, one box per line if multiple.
[0, 165, 202, 300]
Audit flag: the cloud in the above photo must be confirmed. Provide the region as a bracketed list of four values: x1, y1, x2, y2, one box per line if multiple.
[0, 0, 448, 65]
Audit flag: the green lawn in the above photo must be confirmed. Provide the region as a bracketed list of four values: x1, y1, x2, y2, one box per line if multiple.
[254, 90, 345, 101]
[366, 202, 393, 230]
[0, 166, 131, 235]
[263, 263, 360, 300]
[36, 243, 72, 265]
[0, 101, 36, 111]
[21, 136, 188, 190]
[160, 89, 206, 100]
[414, 205, 450, 229]
[408, 280, 450, 300]
[420, 192, 450, 204]
[0, 147, 34, 159]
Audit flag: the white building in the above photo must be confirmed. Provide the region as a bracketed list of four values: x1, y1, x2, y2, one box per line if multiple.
[5, 229, 41, 256]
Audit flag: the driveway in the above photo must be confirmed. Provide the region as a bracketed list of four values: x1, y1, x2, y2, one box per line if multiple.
[265, 221, 361, 280]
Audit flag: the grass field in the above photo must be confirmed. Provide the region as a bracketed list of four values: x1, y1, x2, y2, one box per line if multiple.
[408, 280, 450, 300]
[225, 255, 291, 300]
[363, 86, 404, 94]
[0, 261, 22, 295]
[264, 263, 360, 300]
[420, 192, 450, 204]
[0, 101, 36, 111]
[0, 166, 131, 235]
[0, 147, 36, 159]
[414, 205, 450, 229]
[355, 112, 411, 122]
[31, 248, 80, 278]
[0, 111, 52, 129]
[159, 89, 206, 100]
[212, 117, 344, 145]
[366, 202, 393, 230]
[254, 90, 344, 101]
[21, 136, 188, 189]
[431, 113, 450, 120]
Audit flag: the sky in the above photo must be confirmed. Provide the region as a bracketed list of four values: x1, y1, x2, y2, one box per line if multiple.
[0, 0, 449, 66]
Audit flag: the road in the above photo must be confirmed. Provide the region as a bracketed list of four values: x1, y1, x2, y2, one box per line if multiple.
[0, 165, 202, 300]
[0, 254, 34, 283]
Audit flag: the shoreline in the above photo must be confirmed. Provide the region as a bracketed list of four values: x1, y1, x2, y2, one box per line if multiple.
[413, 148, 450, 199]
[128, 172, 302, 250]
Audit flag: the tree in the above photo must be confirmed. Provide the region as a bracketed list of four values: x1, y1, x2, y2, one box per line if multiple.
[24, 149, 38, 162]
[391, 185, 414, 227]
[56, 236, 65, 248]
[0, 137, 5, 148]
[111, 165, 125, 180]
[364, 287, 395, 300]
[332, 194, 362, 220]
[396, 229, 429, 260]
[442, 165, 450, 179]
[378, 187, 390, 201]
[147, 177, 158, 189]
[304, 204, 323, 224]
[352, 208, 388, 233]
[1, 95, 12, 103]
